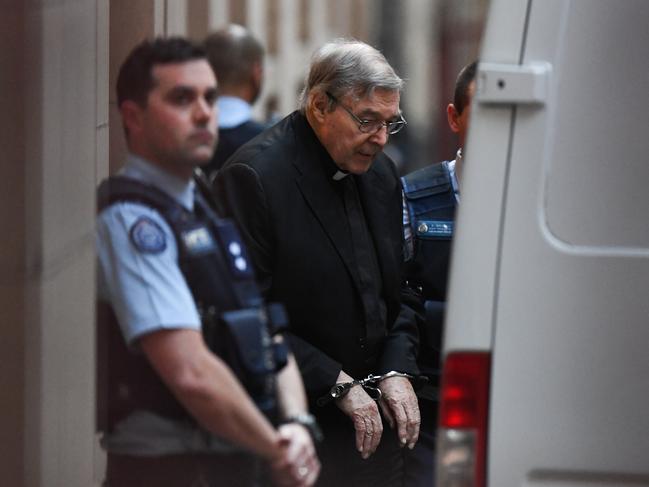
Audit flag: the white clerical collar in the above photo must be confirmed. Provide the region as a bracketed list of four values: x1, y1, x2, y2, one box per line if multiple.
[332, 170, 350, 181]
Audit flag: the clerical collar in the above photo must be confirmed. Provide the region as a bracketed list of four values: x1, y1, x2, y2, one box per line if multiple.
[333, 170, 350, 181]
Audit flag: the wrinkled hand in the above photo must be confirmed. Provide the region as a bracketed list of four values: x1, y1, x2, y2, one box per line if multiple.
[378, 376, 420, 449]
[270, 423, 320, 487]
[335, 377, 383, 459]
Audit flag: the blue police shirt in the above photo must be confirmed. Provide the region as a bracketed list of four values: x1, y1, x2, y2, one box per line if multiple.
[97, 154, 201, 344]
[97, 154, 235, 455]
[217, 95, 254, 129]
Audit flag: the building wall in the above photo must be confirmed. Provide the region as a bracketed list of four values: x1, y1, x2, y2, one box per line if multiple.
[1, 1, 105, 485]
[1, 2, 27, 482]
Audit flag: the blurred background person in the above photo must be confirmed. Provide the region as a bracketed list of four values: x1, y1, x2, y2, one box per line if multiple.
[203, 24, 267, 177]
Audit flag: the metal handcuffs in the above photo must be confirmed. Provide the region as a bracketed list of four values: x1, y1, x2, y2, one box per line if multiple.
[316, 371, 417, 406]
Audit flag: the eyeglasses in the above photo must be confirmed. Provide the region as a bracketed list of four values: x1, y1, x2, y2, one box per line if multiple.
[326, 91, 407, 135]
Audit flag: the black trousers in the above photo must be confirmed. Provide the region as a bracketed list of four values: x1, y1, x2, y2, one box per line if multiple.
[315, 415, 405, 487]
[105, 451, 259, 487]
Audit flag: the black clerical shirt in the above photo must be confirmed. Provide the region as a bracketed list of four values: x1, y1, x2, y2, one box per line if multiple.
[328, 166, 388, 349]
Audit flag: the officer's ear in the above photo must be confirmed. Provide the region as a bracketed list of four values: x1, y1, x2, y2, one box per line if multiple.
[120, 100, 145, 136]
[447, 103, 461, 134]
[309, 91, 330, 123]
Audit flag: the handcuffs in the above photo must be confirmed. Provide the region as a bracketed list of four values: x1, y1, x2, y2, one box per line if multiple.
[316, 371, 425, 406]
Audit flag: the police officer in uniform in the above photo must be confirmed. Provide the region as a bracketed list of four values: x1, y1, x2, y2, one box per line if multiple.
[400, 61, 477, 486]
[96, 37, 320, 487]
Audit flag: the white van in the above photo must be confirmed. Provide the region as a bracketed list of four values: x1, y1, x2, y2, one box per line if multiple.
[436, 1, 649, 486]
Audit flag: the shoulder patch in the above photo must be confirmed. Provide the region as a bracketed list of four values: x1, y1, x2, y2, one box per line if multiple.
[129, 216, 167, 254]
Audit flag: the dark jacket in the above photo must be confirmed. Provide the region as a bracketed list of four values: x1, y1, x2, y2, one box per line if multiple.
[205, 120, 266, 176]
[214, 111, 421, 407]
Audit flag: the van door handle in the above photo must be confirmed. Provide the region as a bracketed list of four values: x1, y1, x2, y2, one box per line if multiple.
[476, 62, 551, 106]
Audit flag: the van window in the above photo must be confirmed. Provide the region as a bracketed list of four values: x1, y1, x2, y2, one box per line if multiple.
[542, 1, 649, 250]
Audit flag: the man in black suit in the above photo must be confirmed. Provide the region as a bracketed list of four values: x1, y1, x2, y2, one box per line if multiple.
[203, 24, 266, 177]
[215, 40, 422, 486]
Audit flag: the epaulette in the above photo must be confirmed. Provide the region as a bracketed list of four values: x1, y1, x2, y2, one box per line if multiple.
[401, 161, 453, 197]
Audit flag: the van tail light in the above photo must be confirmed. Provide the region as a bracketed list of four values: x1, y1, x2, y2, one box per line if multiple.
[436, 351, 491, 487]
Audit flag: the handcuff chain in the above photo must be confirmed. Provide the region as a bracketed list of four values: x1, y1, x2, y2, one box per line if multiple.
[318, 371, 417, 406]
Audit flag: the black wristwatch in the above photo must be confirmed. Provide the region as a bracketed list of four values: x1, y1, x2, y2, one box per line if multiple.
[282, 413, 323, 443]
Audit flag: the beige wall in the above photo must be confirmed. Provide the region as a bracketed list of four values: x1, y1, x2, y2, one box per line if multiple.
[1, 0, 105, 485]
[109, 0, 163, 173]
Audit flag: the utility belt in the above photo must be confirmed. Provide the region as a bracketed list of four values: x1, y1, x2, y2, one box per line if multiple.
[96, 173, 289, 431]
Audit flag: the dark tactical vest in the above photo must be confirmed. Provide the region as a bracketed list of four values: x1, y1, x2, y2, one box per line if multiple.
[96, 174, 288, 430]
[401, 161, 457, 396]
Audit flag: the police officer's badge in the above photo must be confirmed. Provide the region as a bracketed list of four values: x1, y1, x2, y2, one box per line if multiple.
[130, 216, 167, 253]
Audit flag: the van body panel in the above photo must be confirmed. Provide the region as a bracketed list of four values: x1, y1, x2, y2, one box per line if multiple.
[523, 473, 649, 487]
[443, 0, 649, 485]
[443, 0, 530, 351]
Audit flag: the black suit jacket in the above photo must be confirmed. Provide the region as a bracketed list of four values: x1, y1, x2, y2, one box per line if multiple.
[214, 111, 421, 406]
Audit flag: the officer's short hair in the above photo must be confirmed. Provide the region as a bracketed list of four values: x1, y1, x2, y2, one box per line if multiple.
[204, 25, 264, 88]
[298, 39, 403, 113]
[116, 37, 207, 108]
[453, 61, 478, 115]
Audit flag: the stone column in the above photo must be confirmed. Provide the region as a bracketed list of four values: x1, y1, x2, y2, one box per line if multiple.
[1, 1, 105, 485]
